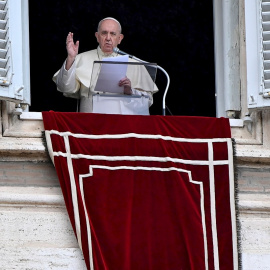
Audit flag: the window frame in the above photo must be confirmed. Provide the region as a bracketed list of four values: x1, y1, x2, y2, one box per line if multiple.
[213, 0, 241, 118]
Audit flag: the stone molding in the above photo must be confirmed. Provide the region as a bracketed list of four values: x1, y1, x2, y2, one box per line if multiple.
[238, 194, 270, 214]
[0, 187, 65, 207]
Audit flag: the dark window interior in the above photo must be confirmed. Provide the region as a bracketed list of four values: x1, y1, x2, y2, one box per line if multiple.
[29, 0, 216, 116]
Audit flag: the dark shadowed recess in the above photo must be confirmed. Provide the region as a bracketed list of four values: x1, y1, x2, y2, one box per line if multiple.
[29, 0, 216, 116]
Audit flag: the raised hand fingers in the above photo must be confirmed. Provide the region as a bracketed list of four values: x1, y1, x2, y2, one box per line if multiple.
[66, 32, 75, 46]
[66, 32, 79, 58]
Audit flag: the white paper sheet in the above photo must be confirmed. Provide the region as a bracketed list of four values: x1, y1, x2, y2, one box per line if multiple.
[94, 55, 129, 93]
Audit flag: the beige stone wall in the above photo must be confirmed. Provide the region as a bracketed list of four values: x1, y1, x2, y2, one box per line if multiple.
[237, 163, 270, 193]
[0, 161, 58, 186]
[0, 161, 87, 269]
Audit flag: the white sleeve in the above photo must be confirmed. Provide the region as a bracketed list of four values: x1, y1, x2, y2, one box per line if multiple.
[132, 88, 153, 106]
[54, 60, 80, 94]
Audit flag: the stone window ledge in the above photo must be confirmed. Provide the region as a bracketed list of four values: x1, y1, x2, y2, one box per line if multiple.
[0, 111, 267, 163]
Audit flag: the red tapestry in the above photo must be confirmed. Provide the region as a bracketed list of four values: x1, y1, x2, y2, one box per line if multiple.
[42, 111, 238, 270]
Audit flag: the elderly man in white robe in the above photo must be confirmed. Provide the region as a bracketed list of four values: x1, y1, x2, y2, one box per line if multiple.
[53, 17, 158, 115]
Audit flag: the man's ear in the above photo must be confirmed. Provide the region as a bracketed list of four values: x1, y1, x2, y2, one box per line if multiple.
[95, 32, 99, 42]
[118, 34, 124, 44]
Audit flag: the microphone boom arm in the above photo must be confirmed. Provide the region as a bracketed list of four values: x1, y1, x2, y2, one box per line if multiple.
[114, 48, 170, 116]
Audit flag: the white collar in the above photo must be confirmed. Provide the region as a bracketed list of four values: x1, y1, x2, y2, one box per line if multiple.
[97, 46, 118, 58]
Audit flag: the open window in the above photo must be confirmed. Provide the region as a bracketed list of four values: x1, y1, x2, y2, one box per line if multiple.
[2, 0, 261, 121]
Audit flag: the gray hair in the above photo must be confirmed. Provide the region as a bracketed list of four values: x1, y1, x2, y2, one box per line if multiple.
[97, 17, 122, 33]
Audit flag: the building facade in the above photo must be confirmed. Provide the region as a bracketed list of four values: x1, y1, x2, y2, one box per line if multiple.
[1, 0, 270, 269]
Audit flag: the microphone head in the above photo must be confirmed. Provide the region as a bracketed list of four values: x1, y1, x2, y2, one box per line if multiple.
[113, 47, 132, 57]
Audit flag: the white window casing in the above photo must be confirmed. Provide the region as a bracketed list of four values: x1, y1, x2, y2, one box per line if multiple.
[213, 0, 241, 118]
[0, 0, 30, 105]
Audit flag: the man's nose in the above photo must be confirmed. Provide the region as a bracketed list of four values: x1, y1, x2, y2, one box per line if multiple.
[105, 34, 111, 40]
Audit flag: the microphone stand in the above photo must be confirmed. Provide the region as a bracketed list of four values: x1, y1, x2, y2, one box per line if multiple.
[114, 48, 170, 116]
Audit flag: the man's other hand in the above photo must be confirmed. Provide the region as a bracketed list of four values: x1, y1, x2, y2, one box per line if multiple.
[119, 77, 132, 95]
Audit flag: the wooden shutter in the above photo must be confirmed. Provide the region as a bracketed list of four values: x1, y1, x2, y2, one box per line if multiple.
[262, 1, 270, 96]
[0, 0, 30, 104]
[0, 1, 11, 86]
[245, 0, 270, 109]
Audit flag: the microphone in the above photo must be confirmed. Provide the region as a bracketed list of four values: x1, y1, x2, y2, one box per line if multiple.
[113, 47, 134, 59]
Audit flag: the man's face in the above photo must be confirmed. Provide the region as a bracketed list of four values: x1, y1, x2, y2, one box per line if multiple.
[95, 19, 124, 54]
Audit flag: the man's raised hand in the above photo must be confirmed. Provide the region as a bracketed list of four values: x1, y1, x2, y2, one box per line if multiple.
[65, 32, 79, 70]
